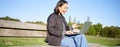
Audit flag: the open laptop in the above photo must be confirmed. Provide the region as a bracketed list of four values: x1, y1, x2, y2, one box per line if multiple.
[66, 21, 92, 36]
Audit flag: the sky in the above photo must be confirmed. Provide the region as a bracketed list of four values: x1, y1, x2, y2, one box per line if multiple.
[0, 0, 120, 27]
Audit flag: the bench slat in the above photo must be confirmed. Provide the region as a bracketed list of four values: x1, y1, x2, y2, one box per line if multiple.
[0, 20, 46, 30]
[0, 29, 47, 37]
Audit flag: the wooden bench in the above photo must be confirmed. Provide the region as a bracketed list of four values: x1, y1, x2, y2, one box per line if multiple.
[0, 20, 47, 37]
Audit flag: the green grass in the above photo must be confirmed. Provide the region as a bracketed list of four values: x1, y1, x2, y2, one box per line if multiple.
[86, 35, 120, 46]
[0, 36, 120, 47]
[0, 37, 47, 47]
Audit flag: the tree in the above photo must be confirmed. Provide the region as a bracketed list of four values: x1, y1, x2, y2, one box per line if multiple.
[108, 26, 120, 38]
[115, 26, 120, 38]
[0, 16, 21, 22]
[87, 25, 97, 36]
[94, 23, 103, 36]
[102, 26, 120, 38]
[101, 26, 109, 37]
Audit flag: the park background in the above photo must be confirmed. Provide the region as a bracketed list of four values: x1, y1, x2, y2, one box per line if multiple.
[0, 0, 120, 47]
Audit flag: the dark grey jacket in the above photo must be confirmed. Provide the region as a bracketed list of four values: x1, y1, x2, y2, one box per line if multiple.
[47, 12, 69, 46]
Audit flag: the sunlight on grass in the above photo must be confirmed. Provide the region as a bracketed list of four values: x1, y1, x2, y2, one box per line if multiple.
[0, 37, 47, 46]
[0, 36, 120, 46]
[86, 35, 120, 46]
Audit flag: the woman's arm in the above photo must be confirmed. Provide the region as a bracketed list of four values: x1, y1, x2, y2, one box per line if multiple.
[47, 15, 63, 37]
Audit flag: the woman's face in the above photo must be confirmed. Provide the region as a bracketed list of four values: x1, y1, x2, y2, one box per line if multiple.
[58, 3, 68, 15]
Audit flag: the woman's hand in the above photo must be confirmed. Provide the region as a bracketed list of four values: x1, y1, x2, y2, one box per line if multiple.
[65, 31, 74, 35]
[73, 29, 80, 33]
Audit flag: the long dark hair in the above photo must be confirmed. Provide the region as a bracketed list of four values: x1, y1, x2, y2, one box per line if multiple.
[54, 0, 68, 14]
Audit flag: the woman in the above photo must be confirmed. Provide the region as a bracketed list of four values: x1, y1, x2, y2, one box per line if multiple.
[46, 0, 88, 47]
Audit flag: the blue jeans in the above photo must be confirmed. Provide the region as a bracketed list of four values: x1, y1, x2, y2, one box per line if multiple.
[61, 34, 88, 47]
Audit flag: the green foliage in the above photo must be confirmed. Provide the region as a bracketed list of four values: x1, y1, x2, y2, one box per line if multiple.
[86, 23, 102, 36]
[0, 16, 46, 25]
[0, 16, 21, 22]
[85, 23, 120, 38]
[101, 26, 109, 37]
[87, 25, 97, 36]
[94, 23, 103, 36]
[101, 26, 120, 38]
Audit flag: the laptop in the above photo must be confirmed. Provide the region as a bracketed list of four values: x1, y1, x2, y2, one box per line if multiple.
[66, 21, 92, 36]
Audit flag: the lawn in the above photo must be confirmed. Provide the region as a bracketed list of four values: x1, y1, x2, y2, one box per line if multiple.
[0, 35, 120, 47]
[0, 37, 47, 47]
[86, 35, 120, 46]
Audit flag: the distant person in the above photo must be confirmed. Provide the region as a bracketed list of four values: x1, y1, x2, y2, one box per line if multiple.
[46, 0, 88, 47]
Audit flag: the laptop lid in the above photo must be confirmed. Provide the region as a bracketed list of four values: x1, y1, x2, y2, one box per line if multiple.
[80, 21, 92, 34]
[65, 21, 92, 36]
